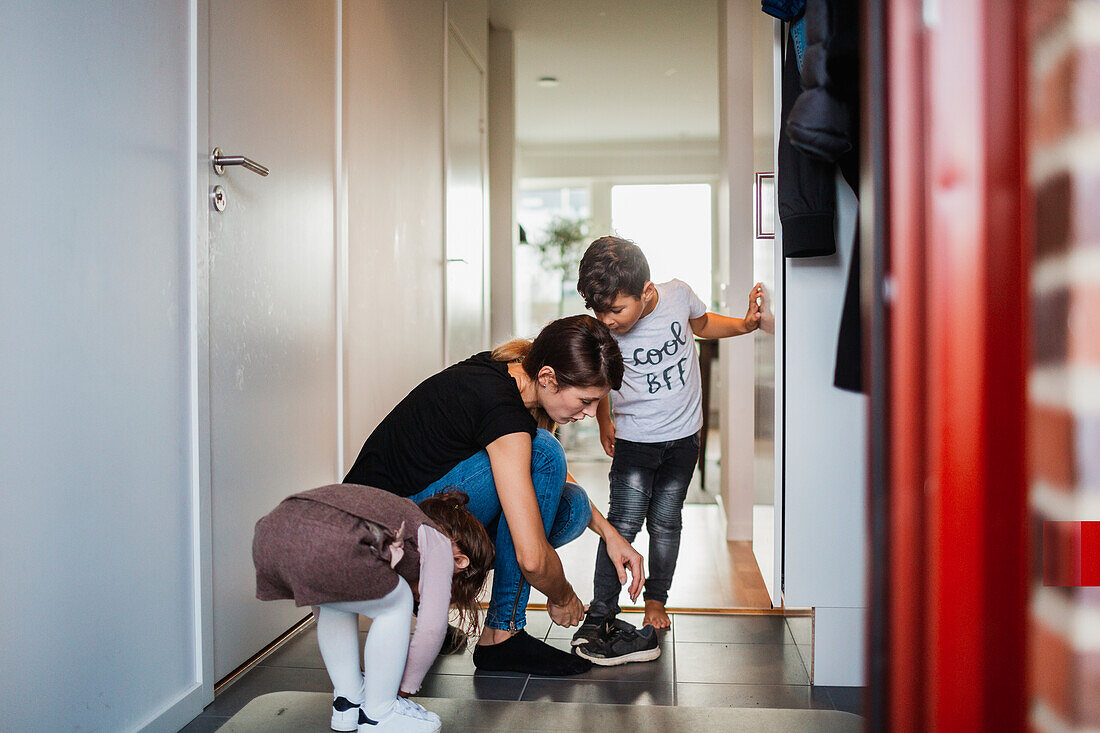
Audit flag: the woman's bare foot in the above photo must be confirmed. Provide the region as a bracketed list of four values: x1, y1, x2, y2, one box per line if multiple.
[643, 600, 671, 629]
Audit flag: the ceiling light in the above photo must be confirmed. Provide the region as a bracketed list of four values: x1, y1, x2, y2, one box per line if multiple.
[537, 76, 559, 87]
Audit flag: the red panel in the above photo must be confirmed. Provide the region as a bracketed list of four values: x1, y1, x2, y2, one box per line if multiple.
[924, 0, 1028, 727]
[1081, 522, 1100, 586]
[885, 0, 1028, 729]
[885, 0, 928, 730]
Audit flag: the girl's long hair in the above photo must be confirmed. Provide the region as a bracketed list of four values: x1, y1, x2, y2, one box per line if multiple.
[491, 314, 623, 431]
[417, 491, 493, 637]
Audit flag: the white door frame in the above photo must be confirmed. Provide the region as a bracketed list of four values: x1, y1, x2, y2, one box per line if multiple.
[189, 0, 216, 708]
[442, 9, 490, 365]
[717, 0, 757, 548]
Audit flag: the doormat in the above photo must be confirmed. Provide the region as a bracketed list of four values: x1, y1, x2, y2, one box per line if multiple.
[215, 691, 862, 733]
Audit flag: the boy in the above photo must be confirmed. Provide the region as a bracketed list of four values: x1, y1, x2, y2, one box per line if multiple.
[572, 236, 762, 666]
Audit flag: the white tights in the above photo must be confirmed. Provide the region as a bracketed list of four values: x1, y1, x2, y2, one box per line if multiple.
[315, 579, 414, 721]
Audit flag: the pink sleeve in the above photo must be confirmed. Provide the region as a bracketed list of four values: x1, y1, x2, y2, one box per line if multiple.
[400, 525, 454, 694]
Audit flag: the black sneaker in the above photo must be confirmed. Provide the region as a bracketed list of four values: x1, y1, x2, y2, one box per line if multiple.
[574, 618, 661, 666]
[570, 601, 614, 647]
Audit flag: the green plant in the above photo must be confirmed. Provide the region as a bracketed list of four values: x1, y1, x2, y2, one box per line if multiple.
[530, 216, 590, 316]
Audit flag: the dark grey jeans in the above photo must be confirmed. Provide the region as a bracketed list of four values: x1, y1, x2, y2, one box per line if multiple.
[592, 431, 700, 612]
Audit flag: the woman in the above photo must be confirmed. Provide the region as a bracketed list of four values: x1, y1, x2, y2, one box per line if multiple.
[344, 315, 644, 676]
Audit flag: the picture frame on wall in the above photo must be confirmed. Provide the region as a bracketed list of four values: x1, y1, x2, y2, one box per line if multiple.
[755, 172, 775, 239]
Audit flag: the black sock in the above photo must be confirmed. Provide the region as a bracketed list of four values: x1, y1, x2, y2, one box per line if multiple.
[472, 629, 592, 676]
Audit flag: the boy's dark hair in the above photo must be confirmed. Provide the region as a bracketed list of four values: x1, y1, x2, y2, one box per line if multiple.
[576, 236, 651, 312]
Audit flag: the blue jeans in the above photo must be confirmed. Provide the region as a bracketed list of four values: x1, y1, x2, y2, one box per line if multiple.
[592, 432, 700, 613]
[408, 429, 591, 631]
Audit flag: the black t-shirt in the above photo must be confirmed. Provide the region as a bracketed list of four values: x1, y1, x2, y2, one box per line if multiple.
[344, 352, 538, 497]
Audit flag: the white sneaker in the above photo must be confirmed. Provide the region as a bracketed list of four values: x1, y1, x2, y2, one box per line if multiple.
[358, 696, 441, 733]
[330, 696, 361, 732]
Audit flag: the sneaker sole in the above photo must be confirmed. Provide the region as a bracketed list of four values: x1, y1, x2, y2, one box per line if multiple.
[574, 645, 661, 666]
[330, 721, 357, 732]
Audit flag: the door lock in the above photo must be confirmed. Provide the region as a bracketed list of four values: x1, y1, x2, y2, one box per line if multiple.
[210, 185, 227, 212]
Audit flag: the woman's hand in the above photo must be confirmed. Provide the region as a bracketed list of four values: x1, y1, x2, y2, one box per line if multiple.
[586, 502, 646, 601]
[546, 586, 585, 627]
[603, 528, 645, 601]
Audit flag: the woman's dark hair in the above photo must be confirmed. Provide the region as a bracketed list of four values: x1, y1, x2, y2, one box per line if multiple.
[491, 315, 623, 429]
[417, 491, 493, 637]
[576, 236, 651, 312]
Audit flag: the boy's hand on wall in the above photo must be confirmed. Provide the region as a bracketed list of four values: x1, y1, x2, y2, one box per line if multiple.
[745, 282, 764, 331]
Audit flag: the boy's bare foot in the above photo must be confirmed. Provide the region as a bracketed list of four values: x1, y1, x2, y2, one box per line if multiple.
[643, 600, 671, 629]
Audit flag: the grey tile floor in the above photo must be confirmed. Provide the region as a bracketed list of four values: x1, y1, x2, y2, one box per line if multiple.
[181, 611, 864, 731]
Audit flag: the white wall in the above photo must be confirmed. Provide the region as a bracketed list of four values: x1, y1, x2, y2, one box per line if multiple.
[489, 25, 518, 344]
[718, 0, 757, 542]
[0, 2, 204, 730]
[518, 140, 720, 182]
[782, 173, 868, 686]
[447, 0, 488, 69]
[751, 12, 780, 603]
[341, 0, 467, 463]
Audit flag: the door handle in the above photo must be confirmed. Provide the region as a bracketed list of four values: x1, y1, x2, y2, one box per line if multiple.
[211, 147, 269, 177]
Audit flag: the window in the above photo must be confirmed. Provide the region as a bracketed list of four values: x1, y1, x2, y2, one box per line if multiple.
[610, 183, 713, 307]
[516, 186, 591, 337]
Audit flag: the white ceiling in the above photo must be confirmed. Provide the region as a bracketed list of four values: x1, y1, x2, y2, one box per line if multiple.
[488, 0, 722, 146]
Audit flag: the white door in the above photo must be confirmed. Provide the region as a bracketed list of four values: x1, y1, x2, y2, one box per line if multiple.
[207, 0, 338, 678]
[445, 27, 489, 363]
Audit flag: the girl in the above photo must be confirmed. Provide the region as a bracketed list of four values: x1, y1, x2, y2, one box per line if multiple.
[343, 315, 646, 676]
[253, 486, 492, 733]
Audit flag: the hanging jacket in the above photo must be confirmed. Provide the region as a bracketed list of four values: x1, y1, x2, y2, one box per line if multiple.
[761, 0, 806, 21]
[793, 0, 861, 392]
[778, 29, 838, 258]
[775, 0, 864, 392]
[786, 0, 854, 162]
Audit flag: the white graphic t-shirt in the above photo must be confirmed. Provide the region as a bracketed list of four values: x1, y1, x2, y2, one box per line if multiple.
[609, 279, 708, 442]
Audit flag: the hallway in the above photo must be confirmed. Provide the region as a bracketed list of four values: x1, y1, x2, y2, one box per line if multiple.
[5, 0, 1091, 729]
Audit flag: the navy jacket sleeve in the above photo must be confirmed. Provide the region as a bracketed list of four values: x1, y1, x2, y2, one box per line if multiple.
[778, 29, 837, 258]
